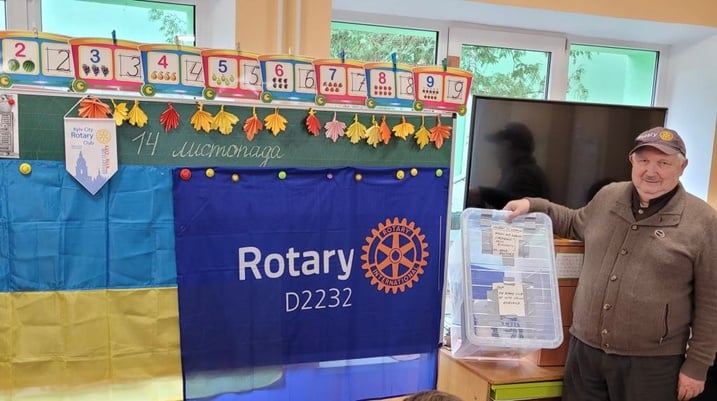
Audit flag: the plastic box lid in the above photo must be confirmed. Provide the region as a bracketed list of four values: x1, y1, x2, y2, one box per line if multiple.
[460, 208, 563, 350]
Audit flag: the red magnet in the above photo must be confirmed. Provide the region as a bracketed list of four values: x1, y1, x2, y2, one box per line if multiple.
[180, 168, 192, 180]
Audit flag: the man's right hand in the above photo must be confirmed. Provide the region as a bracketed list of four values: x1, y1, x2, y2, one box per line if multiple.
[503, 198, 530, 221]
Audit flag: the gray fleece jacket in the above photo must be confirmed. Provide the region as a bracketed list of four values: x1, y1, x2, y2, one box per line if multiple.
[528, 181, 717, 380]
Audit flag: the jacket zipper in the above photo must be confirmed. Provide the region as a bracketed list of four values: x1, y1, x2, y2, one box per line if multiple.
[659, 304, 669, 344]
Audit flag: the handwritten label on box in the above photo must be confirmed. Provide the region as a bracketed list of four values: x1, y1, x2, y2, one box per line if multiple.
[491, 225, 523, 257]
[493, 282, 526, 317]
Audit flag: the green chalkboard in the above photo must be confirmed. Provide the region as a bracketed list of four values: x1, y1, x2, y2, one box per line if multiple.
[17, 93, 452, 168]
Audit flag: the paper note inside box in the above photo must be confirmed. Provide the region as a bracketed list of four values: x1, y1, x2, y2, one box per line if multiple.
[448, 208, 563, 360]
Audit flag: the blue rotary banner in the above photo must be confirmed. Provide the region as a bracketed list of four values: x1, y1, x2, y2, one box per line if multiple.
[173, 166, 449, 372]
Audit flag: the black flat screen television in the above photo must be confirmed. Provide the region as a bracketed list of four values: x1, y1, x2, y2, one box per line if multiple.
[464, 96, 668, 209]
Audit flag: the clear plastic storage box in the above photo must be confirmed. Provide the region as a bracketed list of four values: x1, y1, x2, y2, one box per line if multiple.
[448, 208, 563, 359]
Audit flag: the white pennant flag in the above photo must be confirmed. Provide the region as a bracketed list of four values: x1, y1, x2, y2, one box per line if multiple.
[64, 117, 118, 195]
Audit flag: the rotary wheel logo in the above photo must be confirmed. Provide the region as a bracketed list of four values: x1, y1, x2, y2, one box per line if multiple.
[96, 129, 111, 144]
[361, 217, 429, 294]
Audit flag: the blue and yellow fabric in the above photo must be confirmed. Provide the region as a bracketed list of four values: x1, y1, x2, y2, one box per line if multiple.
[0, 160, 447, 400]
[0, 161, 181, 401]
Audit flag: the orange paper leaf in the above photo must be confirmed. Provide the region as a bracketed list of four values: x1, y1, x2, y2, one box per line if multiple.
[305, 108, 321, 136]
[379, 115, 391, 145]
[159, 103, 180, 133]
[78, 97, 111, 118]
[429, 115, 452, 149]
[243, 107, 263, 141]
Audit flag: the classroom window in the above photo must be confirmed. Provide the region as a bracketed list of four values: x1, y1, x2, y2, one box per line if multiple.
[41, 0, 195, 45]
[460, 44, 551, 99]
[0, 0, 5, 30]
[567, 44, 658, 106]
[330, 21, 438, 65]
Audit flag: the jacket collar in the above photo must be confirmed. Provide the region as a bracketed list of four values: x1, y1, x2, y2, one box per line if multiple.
[611, 183, 685, 226]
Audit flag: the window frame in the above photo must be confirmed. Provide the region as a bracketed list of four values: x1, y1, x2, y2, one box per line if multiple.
[331, 9, 449, 66]
[448, 26, 569, 101]
[7, 0, 236, 49]
[330, 20, 440, 65]
[567, 34, 669, 107]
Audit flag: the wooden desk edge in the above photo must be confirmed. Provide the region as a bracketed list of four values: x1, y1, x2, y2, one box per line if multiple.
[439, 348, 564, 385]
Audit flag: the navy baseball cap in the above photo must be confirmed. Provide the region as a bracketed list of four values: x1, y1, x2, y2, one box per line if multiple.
[630, 127, 686, 156]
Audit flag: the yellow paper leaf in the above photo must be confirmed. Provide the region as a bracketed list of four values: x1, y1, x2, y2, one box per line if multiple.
[346, 114, 367, 144]
[365, 116, 381, 148]
[264, 108, 288, 136]
[415, 116, 431, 149]
[191, 103, 214, 133]
[392, 116, 415, 139]
[127, 100, 148, 127]
[211, 105, 240, 135]
[112, 100, 129, 126]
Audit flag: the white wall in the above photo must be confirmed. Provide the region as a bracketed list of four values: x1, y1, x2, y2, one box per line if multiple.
[663, 34, 717, 200]
[195, 0, 236, 49]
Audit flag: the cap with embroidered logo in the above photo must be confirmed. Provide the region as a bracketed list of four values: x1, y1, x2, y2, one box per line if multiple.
[630, 127, 686, 156]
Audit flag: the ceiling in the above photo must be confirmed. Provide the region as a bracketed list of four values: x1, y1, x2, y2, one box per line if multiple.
[331, 0, 717, 46]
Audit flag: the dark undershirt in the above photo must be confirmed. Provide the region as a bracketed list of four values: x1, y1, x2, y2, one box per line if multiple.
[631, 185, 679, 221]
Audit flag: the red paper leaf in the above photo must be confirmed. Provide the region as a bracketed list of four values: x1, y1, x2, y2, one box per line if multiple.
[159, 103, 180, 132]
[306, 108, 321, 136]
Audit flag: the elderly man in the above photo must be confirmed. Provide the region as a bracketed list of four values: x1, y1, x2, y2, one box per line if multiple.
[504, 127, 717, 401]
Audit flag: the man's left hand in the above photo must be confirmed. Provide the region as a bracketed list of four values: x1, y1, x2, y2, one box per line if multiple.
[677, 372, 705, 400]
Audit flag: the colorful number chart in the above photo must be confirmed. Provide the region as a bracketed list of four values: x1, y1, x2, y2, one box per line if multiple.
[364, 62, 415, 109]
[138, 44, 204, 97]
[68, 38, 143, 92]
[258, 54, 316, 103]
[313, 59, 366, 106]
[0, 31, 74, 88]
[200, 49, 261, 101]
[412, 66, 473, 115]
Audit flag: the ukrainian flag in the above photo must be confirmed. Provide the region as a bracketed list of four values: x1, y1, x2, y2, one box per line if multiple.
[0, 161, 183, 401]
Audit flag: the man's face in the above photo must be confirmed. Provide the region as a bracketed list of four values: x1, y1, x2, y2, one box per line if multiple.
[629, 146, 687, 202]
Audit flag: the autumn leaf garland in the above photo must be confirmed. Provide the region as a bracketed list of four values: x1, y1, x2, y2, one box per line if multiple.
[75, 98, 450, 149]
